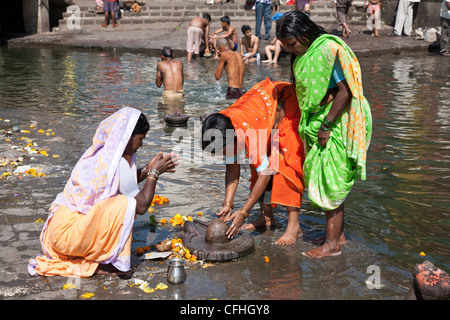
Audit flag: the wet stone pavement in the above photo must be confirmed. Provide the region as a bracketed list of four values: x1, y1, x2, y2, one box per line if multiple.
[0, 82, 413, 302]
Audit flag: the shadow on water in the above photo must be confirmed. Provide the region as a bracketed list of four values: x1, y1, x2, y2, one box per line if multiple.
[0, 46, 448, 299]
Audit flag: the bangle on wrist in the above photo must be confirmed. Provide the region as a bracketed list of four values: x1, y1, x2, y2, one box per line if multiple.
[240, 209, 249, 218]
[222, 201, 234, 210]
[320, 124, 331, 131]
[146, 168, 160, 179]
[146, 175, 158, 182]
[323, 118, 333, 128]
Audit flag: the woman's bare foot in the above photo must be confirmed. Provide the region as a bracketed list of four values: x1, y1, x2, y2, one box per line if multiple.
[274, 224, 302, 245]
[241, 214, 275, 230]
[345, 29, 352, 38]
[113, 23, 119, 28]
[304, 203, 345, 258]
[302, 240, 341, 258]
[311, 232, 347, 246]
[101, 23, 107, 28]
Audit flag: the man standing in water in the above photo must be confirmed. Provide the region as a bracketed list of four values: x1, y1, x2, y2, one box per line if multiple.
[187, 13, 212, 63]
[214, 38, 245, 100]
[156, 47, 184, 101]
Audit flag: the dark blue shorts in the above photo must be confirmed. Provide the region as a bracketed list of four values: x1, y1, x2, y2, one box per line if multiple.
[104, 0, 118, 12]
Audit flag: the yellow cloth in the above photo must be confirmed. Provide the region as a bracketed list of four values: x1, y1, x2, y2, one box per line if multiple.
[163, 89, 184, 101]
[33, 195, 133, 277]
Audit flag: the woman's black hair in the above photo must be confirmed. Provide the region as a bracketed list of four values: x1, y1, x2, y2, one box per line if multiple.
[201, 113, 234, 151]
[132, 113, 150, 136]
[276, 11, 328, 84]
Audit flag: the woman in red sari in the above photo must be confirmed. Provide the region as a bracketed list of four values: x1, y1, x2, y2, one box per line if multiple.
[201, 78, 305, 245]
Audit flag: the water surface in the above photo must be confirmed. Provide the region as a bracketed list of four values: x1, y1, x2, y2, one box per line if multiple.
[0, 46, 448, 299]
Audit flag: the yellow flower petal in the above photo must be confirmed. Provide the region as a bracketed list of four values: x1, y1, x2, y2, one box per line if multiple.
[81, 292, 95, 299]
[142, 287, 154, 293]
[155, 283, 168, 290]
[63, 283, 77, 290]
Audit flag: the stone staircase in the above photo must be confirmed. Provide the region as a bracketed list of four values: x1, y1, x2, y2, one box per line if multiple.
[57, 0, 375, 33]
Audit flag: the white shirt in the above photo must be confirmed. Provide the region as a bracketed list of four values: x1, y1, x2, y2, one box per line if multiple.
[119, 156, 140, 198]
[442, 0, 450, 19]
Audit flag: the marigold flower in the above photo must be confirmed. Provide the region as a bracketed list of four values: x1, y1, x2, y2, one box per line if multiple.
[136, 247, 144, 255]
[156, 283, 168, 290]
[80, 292, 95, 299]
[63, 283, 77, 290]
[264, 256, 270, 263]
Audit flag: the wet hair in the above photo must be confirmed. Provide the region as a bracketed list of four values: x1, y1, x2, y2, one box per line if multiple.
[201, 113, 234, 151]
[216, 38, 229, 49]
[276, 11, 328, 84]
[203, 13, 211, 22]
[161, 46, 173, 58]
[132, 113, 150, 136]
[241, 24, 251, 34]
[220, 16, 231, 25]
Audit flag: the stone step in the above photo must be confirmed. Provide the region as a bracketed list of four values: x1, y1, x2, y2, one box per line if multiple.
[59, 2, 370, 31]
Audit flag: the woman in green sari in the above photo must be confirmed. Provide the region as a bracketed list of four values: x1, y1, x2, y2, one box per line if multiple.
[277, 11, 372, 258]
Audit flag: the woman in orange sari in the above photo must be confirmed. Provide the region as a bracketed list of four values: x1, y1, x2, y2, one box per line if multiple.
[201, 78, 305, 245]
[28, 108, 178, 278]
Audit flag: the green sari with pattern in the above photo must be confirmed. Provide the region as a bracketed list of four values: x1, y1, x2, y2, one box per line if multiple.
[293, 34, 372, 210]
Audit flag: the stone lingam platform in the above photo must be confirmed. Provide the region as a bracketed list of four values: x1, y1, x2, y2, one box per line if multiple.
[181, 220, 255, 262]
[163, 111, 189, 127]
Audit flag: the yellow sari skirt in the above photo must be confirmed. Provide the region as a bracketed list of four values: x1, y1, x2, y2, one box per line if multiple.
[31, 194, 135, 277]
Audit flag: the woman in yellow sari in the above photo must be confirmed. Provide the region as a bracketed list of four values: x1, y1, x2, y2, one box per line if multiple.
[28, 107, 178, 277]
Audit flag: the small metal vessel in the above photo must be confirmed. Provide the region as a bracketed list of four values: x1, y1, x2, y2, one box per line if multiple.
[167, 258, 187, 284]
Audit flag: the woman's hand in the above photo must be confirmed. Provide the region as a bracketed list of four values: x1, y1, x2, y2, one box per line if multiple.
[225, 210, 246, 239]
[217, 205, 233, 220]
[146, 152, 179, 175]
[318, 126, 331, 147]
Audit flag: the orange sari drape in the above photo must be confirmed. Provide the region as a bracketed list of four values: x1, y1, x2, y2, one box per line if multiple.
[220, 77, 305, 208]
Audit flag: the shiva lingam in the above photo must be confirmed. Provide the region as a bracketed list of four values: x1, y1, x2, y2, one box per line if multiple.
[164, 111, 190, 127]
[181, 220, 255, 262]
